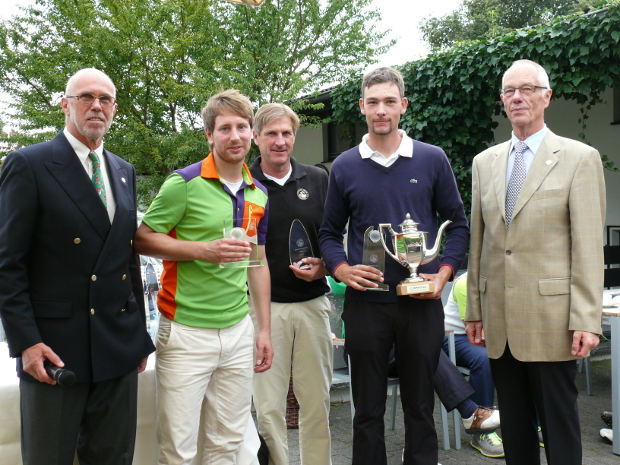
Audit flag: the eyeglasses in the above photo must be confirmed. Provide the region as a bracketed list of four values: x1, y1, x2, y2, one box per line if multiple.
[65, 93, 117, 108]
[500, 85, 547, 97]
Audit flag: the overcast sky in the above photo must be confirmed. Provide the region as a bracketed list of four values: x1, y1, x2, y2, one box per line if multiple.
[3, 0, 464, 67]
[371, 0, 463, 69]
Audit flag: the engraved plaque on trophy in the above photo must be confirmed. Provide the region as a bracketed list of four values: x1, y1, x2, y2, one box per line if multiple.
[220, 218, 264, 268]
[379, 214, 451, 295]
[362, 226, 389, 291]
[289, 219, 313, 270]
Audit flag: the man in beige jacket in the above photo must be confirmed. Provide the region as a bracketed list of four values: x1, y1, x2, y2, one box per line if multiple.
[466, 59, 606, 465]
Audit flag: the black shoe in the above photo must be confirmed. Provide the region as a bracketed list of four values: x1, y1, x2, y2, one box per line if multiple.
[602, 411, 613, 428]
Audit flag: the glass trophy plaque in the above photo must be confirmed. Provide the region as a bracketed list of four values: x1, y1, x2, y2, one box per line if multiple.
[289, 219, 313, 270]
[362, 226, 389, 291]
[220, 218, 264, 268]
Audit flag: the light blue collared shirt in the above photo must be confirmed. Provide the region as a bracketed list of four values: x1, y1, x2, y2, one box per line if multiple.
[505, 125, 548, 186]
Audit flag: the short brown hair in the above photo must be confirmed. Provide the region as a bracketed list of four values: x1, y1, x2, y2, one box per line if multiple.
[254, 103, 300, 136]
[361, 67, 405, 99]
[201, 89, 254, 133]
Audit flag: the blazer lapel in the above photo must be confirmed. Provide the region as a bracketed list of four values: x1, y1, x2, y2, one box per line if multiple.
[103, 149, 131, 225]
[491, 141, 511, 221]
[44, 133, 111, 241]
[510, 132, 560, 221]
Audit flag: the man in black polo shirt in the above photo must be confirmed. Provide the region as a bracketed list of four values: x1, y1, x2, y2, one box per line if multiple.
[250, 103, 333, 465]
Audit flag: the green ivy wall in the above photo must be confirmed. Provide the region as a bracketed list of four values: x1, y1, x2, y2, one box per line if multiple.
[330, 2, 620, 215]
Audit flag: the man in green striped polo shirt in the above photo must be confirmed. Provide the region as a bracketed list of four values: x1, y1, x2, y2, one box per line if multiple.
[136, 89, 273, 464]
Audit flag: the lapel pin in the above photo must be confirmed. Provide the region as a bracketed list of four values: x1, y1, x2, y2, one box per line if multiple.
[121, 177, 126, 183]
[546, 160, 552, 166]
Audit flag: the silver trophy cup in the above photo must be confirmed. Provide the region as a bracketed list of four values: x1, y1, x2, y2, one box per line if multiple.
[378, 214, 451, 295]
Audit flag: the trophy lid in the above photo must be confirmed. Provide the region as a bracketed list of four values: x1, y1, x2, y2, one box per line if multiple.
[399, 213, 419, 234]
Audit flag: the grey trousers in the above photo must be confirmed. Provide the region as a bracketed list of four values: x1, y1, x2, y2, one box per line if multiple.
[20, 369, 138, 465]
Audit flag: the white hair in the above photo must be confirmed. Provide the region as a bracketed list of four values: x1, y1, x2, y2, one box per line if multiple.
[502, 60, 550, 89]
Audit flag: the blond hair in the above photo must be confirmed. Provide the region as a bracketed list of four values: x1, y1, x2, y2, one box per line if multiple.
[254, 103, 300, 135]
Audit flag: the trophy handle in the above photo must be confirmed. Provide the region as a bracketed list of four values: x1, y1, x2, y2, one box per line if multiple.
[420, 220, 452, 266]
[378, 223, 401, 264]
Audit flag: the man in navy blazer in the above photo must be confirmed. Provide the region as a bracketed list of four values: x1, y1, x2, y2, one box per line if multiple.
[0, 68, 155, 465]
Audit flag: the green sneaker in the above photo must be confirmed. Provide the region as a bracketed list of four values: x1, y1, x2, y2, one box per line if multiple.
[538, 426, 544, 447]
[470, 431, 505, 458]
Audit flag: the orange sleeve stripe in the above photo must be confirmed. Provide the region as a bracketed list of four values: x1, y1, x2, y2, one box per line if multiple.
[156, 227, 179, 320]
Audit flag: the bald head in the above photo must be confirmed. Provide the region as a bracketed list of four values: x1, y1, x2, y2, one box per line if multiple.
[65, 68, 116, 97]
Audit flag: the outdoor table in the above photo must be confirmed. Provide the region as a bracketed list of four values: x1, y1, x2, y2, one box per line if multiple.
[603, 289, 620, 455]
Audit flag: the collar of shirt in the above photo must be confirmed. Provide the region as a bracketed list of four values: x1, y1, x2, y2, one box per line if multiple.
[263, 164, 292, 186]
[220, 178, 243, 196]
[200, 152, 256, 190]
[506, 125, 548, 184]
[63, 127, 104, 175]
[359, 129, 413, 167]
[63, 127, 116, 222]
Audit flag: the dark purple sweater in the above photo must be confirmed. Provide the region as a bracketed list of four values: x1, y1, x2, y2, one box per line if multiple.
[319, 141, 469, 303]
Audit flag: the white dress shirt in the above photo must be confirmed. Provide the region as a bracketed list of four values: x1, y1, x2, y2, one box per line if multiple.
[63, 128, 116, 223]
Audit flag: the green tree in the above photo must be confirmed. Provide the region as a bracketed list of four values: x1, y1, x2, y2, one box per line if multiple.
[0, 0, 392, 202]
[419, 0, 592, 50]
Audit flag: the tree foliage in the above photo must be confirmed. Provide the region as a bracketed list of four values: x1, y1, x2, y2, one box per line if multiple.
[0, 0, 392, 203]
[419, 0, 591, 50]
[332, 1, 620, 215]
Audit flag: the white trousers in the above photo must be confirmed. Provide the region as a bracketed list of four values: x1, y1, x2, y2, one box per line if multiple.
[156, 315, 255, 465]
[251, 296, 333, 465]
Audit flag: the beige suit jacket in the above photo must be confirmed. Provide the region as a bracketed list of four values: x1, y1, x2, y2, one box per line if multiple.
[466, 130, 606, 361]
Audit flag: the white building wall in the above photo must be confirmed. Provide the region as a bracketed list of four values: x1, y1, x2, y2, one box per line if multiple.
[294, 126, 327, 167]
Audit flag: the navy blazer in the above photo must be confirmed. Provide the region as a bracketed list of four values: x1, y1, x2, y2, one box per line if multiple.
[0, 131, 155, 383]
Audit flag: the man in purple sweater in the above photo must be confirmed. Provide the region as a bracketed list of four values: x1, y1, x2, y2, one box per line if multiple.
[319, 67, 469, 465]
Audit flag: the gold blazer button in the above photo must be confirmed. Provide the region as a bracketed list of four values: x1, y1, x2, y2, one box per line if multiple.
[74, 238, 81, 244]
[91, 275, 97, 281]
[90, 309, 95, 315]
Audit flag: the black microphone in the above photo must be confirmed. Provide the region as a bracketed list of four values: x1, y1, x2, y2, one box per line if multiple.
[44, 361, 76, 386]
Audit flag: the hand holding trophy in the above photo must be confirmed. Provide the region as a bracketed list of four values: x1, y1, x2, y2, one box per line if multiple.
[221, 218, 264, 268]
[379, 214, 451, 296]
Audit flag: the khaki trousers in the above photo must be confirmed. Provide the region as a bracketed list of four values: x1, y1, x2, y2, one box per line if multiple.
[155, 315, 255, 465]
[251, 296, 333, 465]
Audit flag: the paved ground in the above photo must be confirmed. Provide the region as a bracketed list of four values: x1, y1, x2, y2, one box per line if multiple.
[282, 357, 617, 464]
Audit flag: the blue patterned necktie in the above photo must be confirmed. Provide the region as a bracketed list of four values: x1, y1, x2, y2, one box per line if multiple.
[88, 151, 107, 207]
[505, 141, 528, 228]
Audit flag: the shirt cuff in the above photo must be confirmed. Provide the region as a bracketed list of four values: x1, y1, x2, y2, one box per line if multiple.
[332, 262, 349, 281]
[439, 263, 456, 281]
